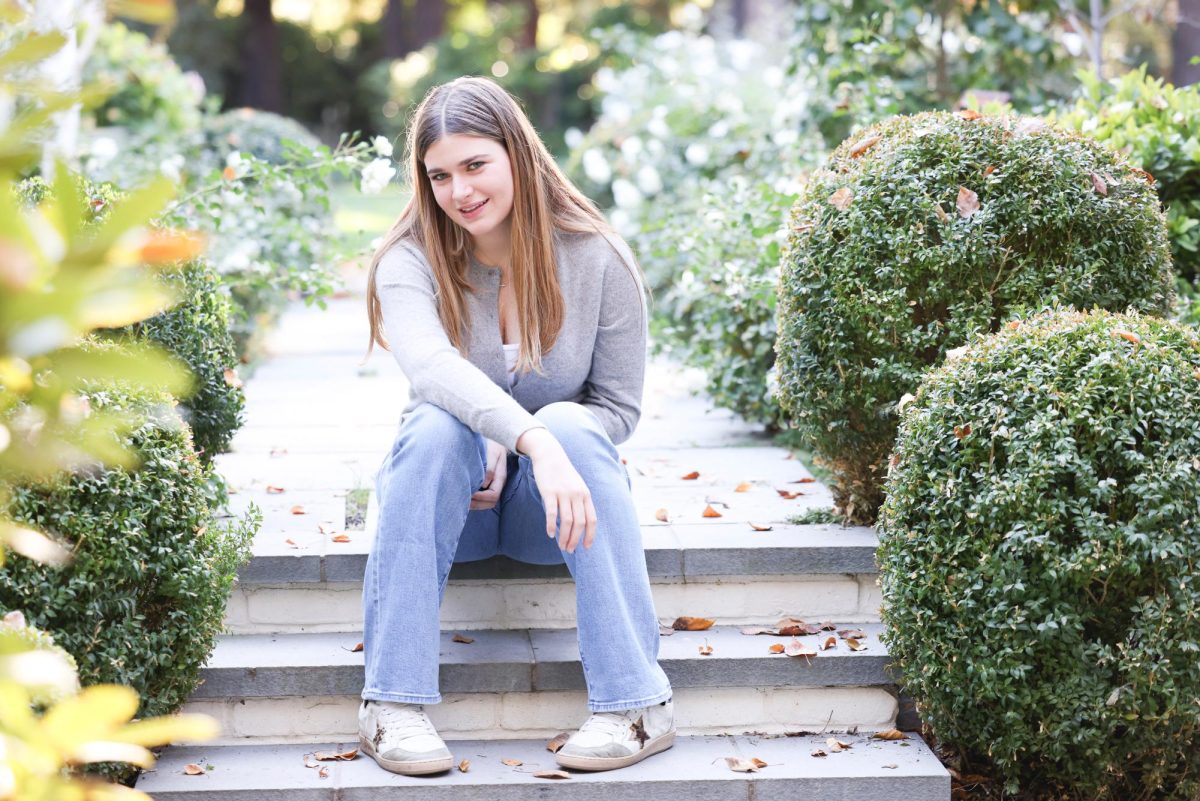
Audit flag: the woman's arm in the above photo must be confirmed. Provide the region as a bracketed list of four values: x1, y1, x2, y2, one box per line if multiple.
[376, 243, 546, 452]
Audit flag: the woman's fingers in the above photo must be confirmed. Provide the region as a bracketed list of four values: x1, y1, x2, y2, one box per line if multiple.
[567, 495, 588, 553]
[582, 494, 598, 549]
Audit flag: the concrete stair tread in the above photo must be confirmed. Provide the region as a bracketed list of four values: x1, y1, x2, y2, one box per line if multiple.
[194, 625, 891, 699]
[236, 522, 877, 584]
[137, 733, 949, 799]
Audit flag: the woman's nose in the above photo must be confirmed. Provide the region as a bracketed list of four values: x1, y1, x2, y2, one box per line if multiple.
[452, 175, 473, 200]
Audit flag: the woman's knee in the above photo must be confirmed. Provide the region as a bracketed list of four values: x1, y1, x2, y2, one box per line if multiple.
[534, 402, 608, 452]
[396, 404, 483, 466]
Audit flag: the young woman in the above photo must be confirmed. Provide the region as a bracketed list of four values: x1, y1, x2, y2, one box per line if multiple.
[361, 77, 673, 776]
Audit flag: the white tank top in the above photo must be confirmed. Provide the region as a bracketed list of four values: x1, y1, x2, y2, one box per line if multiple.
[503, 343, 519, 388]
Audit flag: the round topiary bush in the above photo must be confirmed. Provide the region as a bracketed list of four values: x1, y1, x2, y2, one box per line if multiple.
[775, 111, 1175, 525]
[0, 368, 257, 721]
[880, 308, 1200, 799]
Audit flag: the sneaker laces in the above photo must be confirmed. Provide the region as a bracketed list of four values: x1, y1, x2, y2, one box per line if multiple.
[375, 704, 438, 739]
[579, 709, 641, 740]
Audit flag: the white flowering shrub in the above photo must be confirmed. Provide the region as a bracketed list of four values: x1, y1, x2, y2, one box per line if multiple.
[571, 19, 822, 435]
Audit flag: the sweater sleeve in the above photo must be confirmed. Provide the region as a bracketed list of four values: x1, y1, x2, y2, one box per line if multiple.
[577, 239, 648, 445]
[375, 243, 546, 452]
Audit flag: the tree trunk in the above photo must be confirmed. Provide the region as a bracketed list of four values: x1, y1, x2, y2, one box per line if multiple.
[239, 0, 284, 113]
[382, 0, 411, 58]
[1174, 0, 1200, 86]
[731, 0, 748, 36]
[411, 0, 446, 49]
[518, 0, 540, 50]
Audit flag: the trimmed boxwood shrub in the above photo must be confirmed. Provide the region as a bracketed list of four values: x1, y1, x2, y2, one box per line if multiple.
[122, 258, 245, 462]
[776, 111, 1175, 524]
[879, 308, 1200, 799]
[0, 363, 257, 721]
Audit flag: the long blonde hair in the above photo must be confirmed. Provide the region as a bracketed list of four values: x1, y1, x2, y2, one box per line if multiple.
[366, 76, 637, 375]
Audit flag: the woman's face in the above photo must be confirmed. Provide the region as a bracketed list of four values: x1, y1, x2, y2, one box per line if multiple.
[423, 134, 515, 245]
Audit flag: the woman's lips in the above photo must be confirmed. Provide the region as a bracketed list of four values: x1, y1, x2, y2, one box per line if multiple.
[460, 199, 488, 220]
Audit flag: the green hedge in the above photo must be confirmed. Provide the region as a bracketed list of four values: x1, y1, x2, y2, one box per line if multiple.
[776, 111, 1174, 524]
[1, 369, 257, 721]
[880, 308, 1200, 799]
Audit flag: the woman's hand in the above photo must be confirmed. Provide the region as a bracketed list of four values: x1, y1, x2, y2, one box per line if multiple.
[516, 428, 597, 553]
[470, 438, 508, 510]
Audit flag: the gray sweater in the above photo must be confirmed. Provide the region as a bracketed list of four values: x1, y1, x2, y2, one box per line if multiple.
[375, 229, 648, 452]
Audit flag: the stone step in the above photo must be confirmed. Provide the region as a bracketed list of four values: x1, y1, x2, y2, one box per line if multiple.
[136, 733, 950, 800]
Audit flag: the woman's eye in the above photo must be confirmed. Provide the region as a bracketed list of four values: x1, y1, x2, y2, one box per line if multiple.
[430, 173, 447, 182]
[467, 161, 484, 171]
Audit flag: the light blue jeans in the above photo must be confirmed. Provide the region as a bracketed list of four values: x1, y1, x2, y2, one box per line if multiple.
[361, 401, 672, 712]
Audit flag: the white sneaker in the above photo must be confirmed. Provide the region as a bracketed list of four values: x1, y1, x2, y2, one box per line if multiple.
[555, 699, 675, 771]
[358, 700, 454, 775]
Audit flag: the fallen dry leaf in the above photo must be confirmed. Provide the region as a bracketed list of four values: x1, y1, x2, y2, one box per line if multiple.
[1113, 329, 1141, 345]
[1091, 172, 1108, 196]
[533, 770, 571, 780]
[303, 754, 319, 769]
[318, 522, 334, 534]
[956, 186, 980, 218]
[838, 628, 866, 640]
[1131, 166, 1155, 184]
[957, 108, 982, 121]
[724, 757, 767, 772]
[820, 635, 837, 651]
[741, 626, 776, 636]
[331, 534, 351, 543]
[702, 505, 723, 518]
[672, 616, 715, 631]
[314, 749, 358, 761]
[811, 748, 827, 758]
[827, 737, 853, 752]
[748, 522, 773, 532]
[768, 643, 785, 654]
[954, 424, 972, 440]
[658, 625, 676, 637]
[734, 482, 753, 493]
[183, 764, 205, 775]
[290, 505, 306, 515]
[681, 471, 700, 480]
[776, 489, 804, 499]
[934, 203, 950, 223]
[846, 637, 868, 651]
[817, 621, 837, 632]
[546, 732, 571, 753]
[848, 135, 881, 158]
[791, 477, 817, 484]
[654, 508, 669, 523]
[785, 639, 818, 658]
[458, 759, 470, 772]
[501, 758, 523, 767]
[223, 368, 243, 388]
[285, 538, 299, 548]
[351, 642, 363, 653]
[318, 766, 329, 779]
[699, 643, 714, 656]
[452, 633, 475, 644]
[984, 165, 995, 176]
[883, 763, 898, 769]
[874, 729, 908, 741]
[266, 485, 285, 494]
[829, 186, 854, 211]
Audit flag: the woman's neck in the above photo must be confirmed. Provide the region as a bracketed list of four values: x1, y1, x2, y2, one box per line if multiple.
[470, 220, 513, 271]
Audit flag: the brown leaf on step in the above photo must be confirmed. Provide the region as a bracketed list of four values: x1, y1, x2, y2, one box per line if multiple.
[533, 770, 572, 780]
[1090, 172, 1108, 195]
[848, 135, 881, 158]
[811, 749, 827, 758]
[829, 186, 853, 211]
[318, 522, 333, 534]
[318, 766, 329, 779]
[785, 638, 817, 658]
[883, 763, 898, 769]
[672, 616, 715, 631]
[331, 534, 351, 543]
[659, 625, 676, 636]
[817, 621, 837, 632]
[776, 489, 804, 499]
[183, 764, 205, 775]
[734, 482, 753, 493]
[546, 732, 571, 753]
[681, 471, 700, 480]
[827, 737, 853, 752]
[741, 626, 776, 636]
[285, 538, 299, 548]
[956, 186, 980, 218]
[838, 628, 866, 640]
[702, 505, 723, 518]
[725, 757, 765, 773]
[266, 485, 285, 494]
[314, 749, 358, 761]
[452, 633, 475, 644]
[350, 642, 363, 652]
[502, 759, 523, 767]
[791, 477, 817, 484]
[748, 522, 773, 532]
[846, 637, 867, 651]
[873, 729, 908, 741]
[303, 754, 319, 769]
[699, 643, 714, 656]
[654, 508, 669, 523]
[768, 643, 785, 654]
[820, 635, 837, 651]
[957, 108, 982, 121]
[290, 505, 306, 515]
[458, 759, 470, 772]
